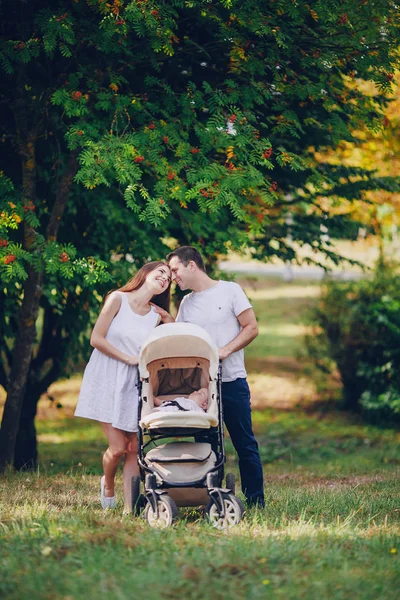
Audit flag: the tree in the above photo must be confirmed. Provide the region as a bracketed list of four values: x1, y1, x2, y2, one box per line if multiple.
[312, 78, 400, 259]
[1, 0, 400, 471]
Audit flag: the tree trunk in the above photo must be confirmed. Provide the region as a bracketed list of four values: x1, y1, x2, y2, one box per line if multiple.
[14, 387, 41, 470]
[0, 147, 78, 473]
[0, 267, 44, 471]
[0, 132, 40, 471]
[13, 305, 64, 470]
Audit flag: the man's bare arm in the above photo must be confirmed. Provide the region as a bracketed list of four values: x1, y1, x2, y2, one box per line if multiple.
[218, 308, 258, 360]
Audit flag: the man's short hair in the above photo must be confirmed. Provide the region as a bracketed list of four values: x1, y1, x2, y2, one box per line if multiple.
[167, 246, 206, 272]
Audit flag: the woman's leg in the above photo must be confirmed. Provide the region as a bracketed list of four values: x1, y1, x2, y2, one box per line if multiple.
[123, 433, 139, 512]
[101, 423, 127, 498]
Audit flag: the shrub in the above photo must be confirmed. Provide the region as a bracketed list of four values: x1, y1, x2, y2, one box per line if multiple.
[305, 262, 400, 422]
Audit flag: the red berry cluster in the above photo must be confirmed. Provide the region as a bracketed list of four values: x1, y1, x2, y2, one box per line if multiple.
[228, 114, 237, 123]
[163, 136, 169, 144]
[57, 13, 68, 22]
[0, 239, 8, 247]
[59, 252, 69, 263]
[134, 156, 144, 163]
[226, 162, 235, 171]
[270, 181, 278, 192]
[71, 91, 82, 101]
[190, 148, 200, 154]
[4, 255, 16, 264]
[337, 13, 348, 24]
[151, 9, 159, 17]
[116, 19, 126, 25]
[14, 42, 25, 50]
[24, 201, 35, 212]
[167, 171, 175, 180]
[263, 148, 273, 159]
[148, 122, 156, 130]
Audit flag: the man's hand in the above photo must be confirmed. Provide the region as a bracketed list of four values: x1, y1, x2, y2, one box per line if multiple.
[217, 308, 258, 360]
[218, 347, 230, 361]
[150, 304, 175, 323]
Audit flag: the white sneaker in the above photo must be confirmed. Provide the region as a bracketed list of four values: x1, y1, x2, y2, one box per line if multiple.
[100, 476, 117, 509]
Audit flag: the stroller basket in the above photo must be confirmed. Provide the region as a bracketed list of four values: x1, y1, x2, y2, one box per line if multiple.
[145, 442, 216, 485]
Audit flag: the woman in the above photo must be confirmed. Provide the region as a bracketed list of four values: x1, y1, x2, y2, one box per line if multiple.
[75, 261, 171, 513]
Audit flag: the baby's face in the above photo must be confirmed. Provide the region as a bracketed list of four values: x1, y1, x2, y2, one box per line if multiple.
[189, 388, 208, 407]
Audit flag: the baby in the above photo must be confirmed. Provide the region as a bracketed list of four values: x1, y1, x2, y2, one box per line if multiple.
[154, 387, 208, 413]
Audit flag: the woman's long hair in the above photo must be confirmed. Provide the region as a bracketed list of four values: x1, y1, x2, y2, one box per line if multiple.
[107, 261, 170, 311]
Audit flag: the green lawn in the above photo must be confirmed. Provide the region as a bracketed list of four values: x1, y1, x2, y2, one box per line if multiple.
[241, 276, 320, 359]
[1, 275, 399, 599]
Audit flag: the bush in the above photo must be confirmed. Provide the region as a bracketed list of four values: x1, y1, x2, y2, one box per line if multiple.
[306, 262, 400, 422]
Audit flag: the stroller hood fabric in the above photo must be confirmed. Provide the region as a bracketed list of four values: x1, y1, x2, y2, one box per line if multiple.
[139, 322, 219, 379]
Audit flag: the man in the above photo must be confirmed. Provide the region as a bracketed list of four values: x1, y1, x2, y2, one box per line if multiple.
[167, 246, 265, 508]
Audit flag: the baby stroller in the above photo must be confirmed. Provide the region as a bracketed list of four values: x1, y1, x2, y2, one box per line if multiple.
[132, 322, 244, 529]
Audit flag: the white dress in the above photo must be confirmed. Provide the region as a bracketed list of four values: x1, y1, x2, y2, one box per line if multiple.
[75, 291, 159, 432]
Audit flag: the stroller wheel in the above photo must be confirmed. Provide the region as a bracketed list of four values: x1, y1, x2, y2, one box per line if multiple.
[131, 476, 146, 516]
[206, 493, 244, 530]
[144, 495, 178, 529]
[225, 472, 236, 494]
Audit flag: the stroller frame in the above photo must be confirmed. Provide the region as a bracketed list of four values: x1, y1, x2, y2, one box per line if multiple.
[137, 364, 229, 518]
[133, 323, 244, 527]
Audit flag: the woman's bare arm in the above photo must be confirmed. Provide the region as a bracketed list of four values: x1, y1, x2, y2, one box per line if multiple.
[90, 294, 138, 366]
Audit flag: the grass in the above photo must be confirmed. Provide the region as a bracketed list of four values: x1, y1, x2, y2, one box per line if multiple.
[1, 410, 399, 600]
[242, 276, 320, 360]
[240, 276, 337, 409]
[1, 275, 400, 599]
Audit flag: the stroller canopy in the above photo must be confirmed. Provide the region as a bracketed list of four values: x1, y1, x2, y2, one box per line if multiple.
[139, 322, 219, 379]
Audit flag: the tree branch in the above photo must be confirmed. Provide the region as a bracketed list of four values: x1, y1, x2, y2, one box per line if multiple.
[47, 150, 79, 241]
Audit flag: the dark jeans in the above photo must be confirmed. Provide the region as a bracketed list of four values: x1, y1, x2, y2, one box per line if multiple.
[222, 378, 265, 507]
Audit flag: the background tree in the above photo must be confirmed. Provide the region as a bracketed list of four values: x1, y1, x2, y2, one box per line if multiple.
[1, 0, 400, 471]
[312, 78, 400, 259]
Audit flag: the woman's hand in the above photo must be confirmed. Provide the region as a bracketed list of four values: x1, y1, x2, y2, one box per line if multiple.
[126, 355, 139, 366]
[150, 304, 175, 323]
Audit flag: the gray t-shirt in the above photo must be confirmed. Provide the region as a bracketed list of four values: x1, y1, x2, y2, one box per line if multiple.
[176, 280, 252, 382]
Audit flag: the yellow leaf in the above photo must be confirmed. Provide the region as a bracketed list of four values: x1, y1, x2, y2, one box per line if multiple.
[226, 145, 235, 161]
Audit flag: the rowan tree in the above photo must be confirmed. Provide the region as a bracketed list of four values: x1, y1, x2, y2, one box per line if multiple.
[1, 0, 400, 470]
